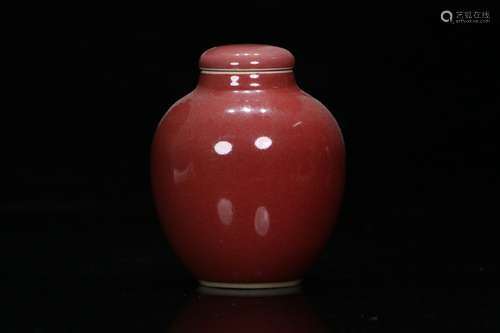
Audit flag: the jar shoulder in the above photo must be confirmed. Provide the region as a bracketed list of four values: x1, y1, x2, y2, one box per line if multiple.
[158, 88, 340, 133]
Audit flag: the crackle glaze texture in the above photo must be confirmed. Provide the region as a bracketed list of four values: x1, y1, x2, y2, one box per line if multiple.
[151, 44, 345, 285]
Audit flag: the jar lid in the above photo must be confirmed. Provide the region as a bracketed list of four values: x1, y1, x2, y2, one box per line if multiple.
[199, 44, 295, 72]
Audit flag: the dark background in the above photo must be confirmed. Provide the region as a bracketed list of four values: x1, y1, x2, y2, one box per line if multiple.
[3, 3, 499, 331]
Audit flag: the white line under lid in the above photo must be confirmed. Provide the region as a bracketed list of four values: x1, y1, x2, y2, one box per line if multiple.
[200, 68, 294, 75]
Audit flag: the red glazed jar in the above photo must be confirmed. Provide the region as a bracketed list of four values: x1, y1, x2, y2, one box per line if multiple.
[152, 44, 345, 289]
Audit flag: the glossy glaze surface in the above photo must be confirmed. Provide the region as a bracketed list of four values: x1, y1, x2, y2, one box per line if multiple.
[151, 45, 345, 285]
[199, 44, 294, 71]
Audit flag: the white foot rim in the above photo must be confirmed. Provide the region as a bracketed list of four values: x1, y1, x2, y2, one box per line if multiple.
[198, 285, 301, 297]
[199, 279, 301, 290]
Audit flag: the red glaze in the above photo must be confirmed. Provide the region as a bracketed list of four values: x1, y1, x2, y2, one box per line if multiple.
[152, 44, 345, 285]
[200, 44, 295, 71]
[170, 291, 326, 333]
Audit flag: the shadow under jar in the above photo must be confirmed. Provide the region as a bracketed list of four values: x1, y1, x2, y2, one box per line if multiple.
[151, 44, 345, 289]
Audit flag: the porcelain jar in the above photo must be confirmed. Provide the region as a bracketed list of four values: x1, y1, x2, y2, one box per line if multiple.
[151, 44, 345, 289]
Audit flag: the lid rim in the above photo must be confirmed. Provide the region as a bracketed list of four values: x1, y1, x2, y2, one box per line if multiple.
[199, 66, 294, 72]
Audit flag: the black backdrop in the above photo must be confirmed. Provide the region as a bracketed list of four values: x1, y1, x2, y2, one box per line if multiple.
[3, 3, 499, 330]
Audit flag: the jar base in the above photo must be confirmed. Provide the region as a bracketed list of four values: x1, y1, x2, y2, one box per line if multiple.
[198, 279, 301, 289]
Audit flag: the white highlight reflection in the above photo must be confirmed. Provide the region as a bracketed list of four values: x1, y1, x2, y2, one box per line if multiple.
[254, 136, 272, 150]
[230, 75, 239, 86]
[217, 198, 233, 226]
[233, 90, 262, 94]
[254, 206, 270, 236]
[214, 141, 232, 155]
[173, 163, 192, 184]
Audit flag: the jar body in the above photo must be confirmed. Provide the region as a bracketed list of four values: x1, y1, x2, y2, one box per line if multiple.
[151, 71, 345, 287]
